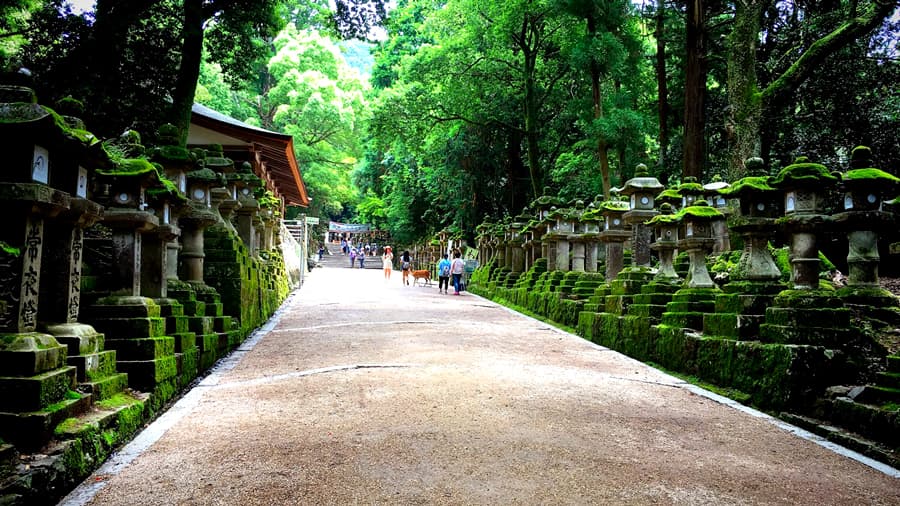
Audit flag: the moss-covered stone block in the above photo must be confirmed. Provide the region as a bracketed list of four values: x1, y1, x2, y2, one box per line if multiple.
[84, 296, 161, 319]
[176, 348, 199, 388]
[765, 307, 851, 328]
[69, 349, 118, 383]
[0, 333, 68, 377]
[104, 337, 174, 361]
[117, 356, 177, 392]
[0, 366, 76, 412]
[188, 316, 214, 335]
[89, 317, 166, 339]
[592, 313, 622, 348]
[80, 372, 128, 402]
[659, 311, 707, 330]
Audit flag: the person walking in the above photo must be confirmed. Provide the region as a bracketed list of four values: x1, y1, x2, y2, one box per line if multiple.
[400, 250, 412, 286]
[437, 254, 451, 294]
[450, 250, 466, 295]
[349, 247, 357, 268]
[382, 246, 394, 281]
[358, 249, 366, 269]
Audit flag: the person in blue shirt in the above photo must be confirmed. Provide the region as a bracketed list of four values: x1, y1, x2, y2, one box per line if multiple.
[437, 254, 451, 294]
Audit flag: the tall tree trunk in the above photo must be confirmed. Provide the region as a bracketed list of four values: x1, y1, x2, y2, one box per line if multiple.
[522, 22, 542, 198]
[171, 0, 206, 146]
[587, 12, 612, 199]
[655, 4, 669, 175]
[726, 0, 763, 181]
[682, 0, 706, 181]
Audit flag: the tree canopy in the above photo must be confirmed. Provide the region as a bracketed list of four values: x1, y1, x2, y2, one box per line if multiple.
[2, 0, 897, 244]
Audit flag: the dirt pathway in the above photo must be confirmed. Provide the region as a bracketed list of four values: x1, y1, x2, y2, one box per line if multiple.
[61, 266, 900, 505]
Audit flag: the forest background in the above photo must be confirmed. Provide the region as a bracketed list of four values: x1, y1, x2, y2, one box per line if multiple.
[1, 0, 898, 245]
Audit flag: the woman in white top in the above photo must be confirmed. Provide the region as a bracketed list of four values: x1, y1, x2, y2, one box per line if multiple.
[381, 246, 394, 281]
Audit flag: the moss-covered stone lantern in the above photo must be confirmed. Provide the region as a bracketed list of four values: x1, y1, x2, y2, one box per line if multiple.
[233, 162, 263, 256]
[702, 170, 786, 341]
[202, 145, 241, 236]
[544, 205, 577, 272]
[619, 164, 664, 268]
[833, 146, 900, 306]
[656, 187, 683, 212]
[0, 85, 84, 450]
[657, 201, 724, 332]
[580, 202, 603, 273]
[531, 189, 563, 264]
[598, 200, 631, 281]
[704, 176, 732, 253]
[180, 155, 225, 286]
[769, 157, 839, 290]
[647, 203, 679, 281]
[567, 200, 588, 272]
[758, 157, 851, 348]
[92, 157, 162, 296]
[676, 200, 723, 289]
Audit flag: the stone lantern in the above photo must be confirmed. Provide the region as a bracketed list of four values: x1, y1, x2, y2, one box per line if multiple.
[677, 177, 705, 209]
[833, 146, 900, 305]
[768, 157, 840, 290]
[509, 212, 529, 276]
[704, 176, 732, 253]
[92, 157, 162, 297]
[580, 202, 603, 273]
[233, 162, 262, 256]
[544, 205, 576, 272]
[656, 187, 683, 212]
[720, 174, 783, 282]
[618, 164, 664, 268]
[759, 158, 850, 347]
[143, 176, 188, 299]
[676, 201, 723, 289]
[647, 203, 680, 281]
[0, 86, 80, 449]
[657, 201, 724, 332]
[180, 161, 225, 286]
[567, 201, 588, 272]
[702, 168, 786, 341]
[598, 200, 631, 281]
[203, 146, 241, 235]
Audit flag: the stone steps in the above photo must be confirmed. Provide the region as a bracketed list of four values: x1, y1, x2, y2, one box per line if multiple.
[779, 411, 899, 469]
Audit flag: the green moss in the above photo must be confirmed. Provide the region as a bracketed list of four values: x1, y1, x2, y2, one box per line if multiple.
[96, 157, 159, 177]
[186, 167, 225, 184]
[600, 200, 630, 212]
[673, 201, 723, 220]
[677, 182, 704, 192]
[0, 241, 20, 257]
[720, 176, 776, 195]
[770, 160, 839, 187]
[657, 188, 682, 200]
[843, 168, 899, 183]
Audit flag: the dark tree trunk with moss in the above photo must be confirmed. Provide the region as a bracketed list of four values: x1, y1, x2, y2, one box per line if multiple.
[655, 4, 669, 176]
[726, 0, 895, 180]
[171, 0, 206, 147]
[586, 12, 613, 199]
[683, 0, 706, 181]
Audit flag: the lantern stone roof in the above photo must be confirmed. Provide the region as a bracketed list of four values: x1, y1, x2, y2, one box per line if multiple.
[673, 200, 723, 221]
[618, 164, 664, 195]
[720, 176, 777, 196]
[770, 157, 840, 189]
[188, 103, 308, 207]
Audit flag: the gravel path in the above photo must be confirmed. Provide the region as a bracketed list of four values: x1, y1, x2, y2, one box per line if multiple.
[62, 266, 900, 505]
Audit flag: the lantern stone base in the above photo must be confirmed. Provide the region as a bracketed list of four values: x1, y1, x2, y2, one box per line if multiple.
[627, 281, 681, 322]
[702, 281, 785, 340]
[660, 288, 719, 331]
[83, 296, 178, 408]
[759, 290, 852, 346]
